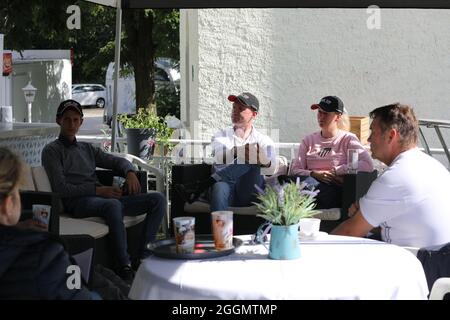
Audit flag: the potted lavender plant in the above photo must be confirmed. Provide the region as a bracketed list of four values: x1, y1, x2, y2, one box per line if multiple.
[254, 179, 319, 259]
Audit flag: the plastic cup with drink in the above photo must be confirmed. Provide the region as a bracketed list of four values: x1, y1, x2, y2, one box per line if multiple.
[211, 211, 233, 250]
[32, 204, 51, 230]
[172, 216, 196, 254]
[347, 149, 359, 174]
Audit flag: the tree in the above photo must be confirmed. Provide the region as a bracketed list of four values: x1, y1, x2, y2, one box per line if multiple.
[0, 1, 180, 115]
[0, 0, 116, 84]
[122, 9, 179, 112]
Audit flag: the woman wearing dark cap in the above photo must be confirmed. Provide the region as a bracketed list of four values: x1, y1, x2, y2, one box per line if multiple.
[284, 96, 373, 209]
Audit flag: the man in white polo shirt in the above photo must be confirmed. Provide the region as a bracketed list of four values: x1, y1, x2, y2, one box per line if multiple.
[175, 92, 276, 211]
[331, 103, 450, 248]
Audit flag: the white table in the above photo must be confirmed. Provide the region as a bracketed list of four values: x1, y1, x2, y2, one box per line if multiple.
[129, 234, 428, 300]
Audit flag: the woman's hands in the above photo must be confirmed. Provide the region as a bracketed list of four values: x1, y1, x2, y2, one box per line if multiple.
[311, 170, 335, 184]
[311, 169, 343, 185]
[16, 219, 48, 231]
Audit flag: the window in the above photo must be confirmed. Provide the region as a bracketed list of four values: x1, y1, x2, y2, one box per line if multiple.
[154, 68, 169, 82]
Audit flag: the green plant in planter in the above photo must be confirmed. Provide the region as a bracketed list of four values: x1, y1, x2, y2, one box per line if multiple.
[254, 180, 320, 260]
[254, 181, 319, 226]
[117, 108, 174, 151]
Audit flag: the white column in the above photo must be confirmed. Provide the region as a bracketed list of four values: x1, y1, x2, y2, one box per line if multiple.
[0, 34, 5, 107]
[110, 5, 122, 153]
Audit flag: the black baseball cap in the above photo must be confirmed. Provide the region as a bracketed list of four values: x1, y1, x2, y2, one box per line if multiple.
[56, 99, 83, 117]
[311, 96, 344, 114]
[228, 92, 259, 112]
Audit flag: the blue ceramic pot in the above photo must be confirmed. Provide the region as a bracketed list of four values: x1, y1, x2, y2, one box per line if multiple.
[269, 224, 300, 260]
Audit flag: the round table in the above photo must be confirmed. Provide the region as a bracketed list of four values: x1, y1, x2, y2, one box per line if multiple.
[129, 234, 428, 300]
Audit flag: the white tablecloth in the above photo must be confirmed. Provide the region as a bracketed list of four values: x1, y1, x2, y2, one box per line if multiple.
[129, 234, 428, 300]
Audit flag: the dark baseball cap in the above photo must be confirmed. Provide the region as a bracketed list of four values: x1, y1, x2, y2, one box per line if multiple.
[56, 99, 83, 117]
[228, 92, 259, 112]
[311, 96, 344, 114]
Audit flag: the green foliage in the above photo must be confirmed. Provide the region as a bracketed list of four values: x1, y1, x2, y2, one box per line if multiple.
[0, 0, 116, 84]
[122, 8, 180, 108]
[1, 1, 180, 102]
[255, 182, 318, 226]
[118, 108, 174, 149]
[155, 86, 180, 119]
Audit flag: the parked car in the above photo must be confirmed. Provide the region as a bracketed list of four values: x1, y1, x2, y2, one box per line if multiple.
[103, 58, 180, 126]
[72, 84, 107, 108]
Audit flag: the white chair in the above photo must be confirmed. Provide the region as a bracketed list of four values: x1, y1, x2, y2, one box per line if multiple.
[110, 152, 164, 193]
[429, 277, 450, 300]
[401, 245, 450, 300]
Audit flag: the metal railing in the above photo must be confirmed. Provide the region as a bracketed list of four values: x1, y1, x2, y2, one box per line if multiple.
[418, 119, 450, 165]
[167, 139, 301, 164]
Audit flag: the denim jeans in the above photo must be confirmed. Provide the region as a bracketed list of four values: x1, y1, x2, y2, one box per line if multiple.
[67, 192, 166, 266]
[209, 164, 264, 211]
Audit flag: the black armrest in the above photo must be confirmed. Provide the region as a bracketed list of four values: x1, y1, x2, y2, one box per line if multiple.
[341, 170, 378, 219]
[171, 163, 212, 185]
[170, 163, 212, 220]
[95, 169, 148, 193]
[20, 190, 61, 235]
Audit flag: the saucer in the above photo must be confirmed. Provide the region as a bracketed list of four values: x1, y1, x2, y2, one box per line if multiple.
[299, 231, 328, 240]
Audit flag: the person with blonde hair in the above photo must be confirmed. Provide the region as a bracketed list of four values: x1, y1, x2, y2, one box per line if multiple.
[281, 96, 373, 209]
[0, 147, 93, 299]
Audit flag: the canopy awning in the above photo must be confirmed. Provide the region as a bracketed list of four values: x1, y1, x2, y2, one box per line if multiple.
[121, 0, 450, 9]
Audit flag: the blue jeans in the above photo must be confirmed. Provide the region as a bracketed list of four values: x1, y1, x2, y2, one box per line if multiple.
[209, 164, 264, 211]
[67, 192, 166, 266]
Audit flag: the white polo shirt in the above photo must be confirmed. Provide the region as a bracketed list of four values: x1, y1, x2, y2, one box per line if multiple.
[211, 126, 277, 175]
[360, 147, 450, 247]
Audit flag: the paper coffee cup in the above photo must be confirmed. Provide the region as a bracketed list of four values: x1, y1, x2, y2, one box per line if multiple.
[0, 106, 13, 130]
[32, 204, 51, 227]
[211, 211, 233, 250]
[173, 216, 195, 254]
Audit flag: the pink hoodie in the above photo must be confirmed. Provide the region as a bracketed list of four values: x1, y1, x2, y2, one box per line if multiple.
[290, 130, 374, 176]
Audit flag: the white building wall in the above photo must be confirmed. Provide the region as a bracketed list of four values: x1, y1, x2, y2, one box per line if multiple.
[12, 59, 71, 123]
[181, 9, 450, 159]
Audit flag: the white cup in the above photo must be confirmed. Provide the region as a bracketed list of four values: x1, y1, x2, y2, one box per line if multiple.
[211, 211, 233, 250]
[347, 149, 359, 174]
[299, 218, 321, 238]
[0, 106, 13, 130]
[32, 204, 51, 227]
[173, 216, 195, 254]
[112, 176, 125, 189]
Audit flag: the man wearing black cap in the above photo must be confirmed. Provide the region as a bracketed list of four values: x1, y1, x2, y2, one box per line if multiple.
[42, 99, 166, 282]
[176, 92, 276, 211]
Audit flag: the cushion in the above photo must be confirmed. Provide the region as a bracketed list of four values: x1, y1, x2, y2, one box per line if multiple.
[184, 201, 341, 221]
[83, 214, 147, 228]
[312, 208, 342, 221]
[59, 217, 109, 239]
[31, 166, 52, 192]
[185, 201, 260, 216]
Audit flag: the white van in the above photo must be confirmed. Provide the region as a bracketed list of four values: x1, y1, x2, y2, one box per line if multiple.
[104, 58, 180, 126]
